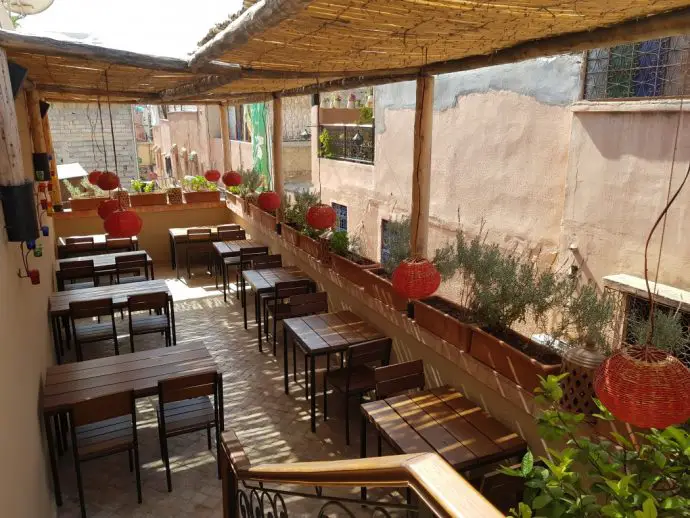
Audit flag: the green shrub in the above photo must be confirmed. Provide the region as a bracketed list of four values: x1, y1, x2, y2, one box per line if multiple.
[381, 217, 411, 275]
[182, 176, 217, 192]
[629, 308, 689, 355]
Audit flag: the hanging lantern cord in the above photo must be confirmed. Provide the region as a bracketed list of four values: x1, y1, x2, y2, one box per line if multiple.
[105, 71, 119, 177]
[97, 99, 109, 174]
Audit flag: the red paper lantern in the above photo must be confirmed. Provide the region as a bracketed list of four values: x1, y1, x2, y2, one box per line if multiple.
[594, 346, 690, 429]
[104, 210, 142, 238]
[392, 258, 441, 299]
[88, 170, 102, 185]
[222, 171, 242, 187]
[97, 199, 119, 220]
[97, 171, 120, 191]
[204, 169, 221, 182]
[306, 204, 336, 230]
[258, 191, 281, 212]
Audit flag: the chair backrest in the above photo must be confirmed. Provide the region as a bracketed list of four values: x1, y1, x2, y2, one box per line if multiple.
[374, 360, 425, 400]
[69, 297, 115, 319]
[252, 254, 283, 270]
[219, 229, 246, 241]
[128, 291, 168, 313]
[158, 370, 218, 404]
[58, 259, 95, 285]
[287, 291, 328, 317]
[217, 224, 241, 232]
[106, 236, 134, 251]
[187, 228, 212, 242]
[347, 337, 393, 368]
[274, 279, 312, 299]
[64, 242, 95, 256]
[70, 390, 135, 428]
[115, 252, 148, 280]
[239, 246, 269, 269]
[66, 236, 94, 245]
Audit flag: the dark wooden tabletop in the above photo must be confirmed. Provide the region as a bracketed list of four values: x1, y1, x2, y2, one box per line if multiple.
[43, 341, 215, 414]
[57, 234, 139, 248]
[284, 311, 385, 354]
[48, 279, 170, 316]
[168, 225, 241, 241]
[242, 266, 309, 292]
[362, 386, 526, 471]
[212, 240, 262, 257]
[56, 250, 152, 272]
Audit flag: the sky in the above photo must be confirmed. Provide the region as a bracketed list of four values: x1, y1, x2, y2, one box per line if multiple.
[17, 0, 243, 58]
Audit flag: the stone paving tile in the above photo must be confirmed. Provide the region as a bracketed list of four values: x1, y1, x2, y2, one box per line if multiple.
[55, 268, 407, 517]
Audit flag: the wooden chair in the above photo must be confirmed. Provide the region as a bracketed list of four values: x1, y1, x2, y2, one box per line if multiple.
[224, 245, 268, 303]
[157, 371, 223, 492]
[106, 236, 135, 251]
[374, 360, 425, 399]
[214, 229, 246, 289]
[324, 337, 392, 444]
[64, 237, 95, 257]
[258, 276, 309, 351]
[69, 390, 141, 518]
[115, 252, 150, 284]
[183, 228, 212, 280]
[127, 292, 170, 352]
[217, 223, 241, 236]
[57, 259, 97, 291]
[69, 298, 119, 361]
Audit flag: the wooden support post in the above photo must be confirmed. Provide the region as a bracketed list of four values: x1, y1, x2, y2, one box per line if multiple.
[181, 147, 189, 176]
[310, 93, 319, 186]
[41, 105, 62, 205]
[272, 95, 283, 198]
[27, 89, 46, 154]
[410, 75, 434, 257]
[0, 48, 26, 185]
[171, 144, 179, 179]
[219, 102, 232, 172]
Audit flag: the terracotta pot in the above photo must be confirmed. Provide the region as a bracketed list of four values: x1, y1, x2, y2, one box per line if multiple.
[362, 268, 409, 312]
[470, 327, 561, 392]
[184, 190, 221, 203]
[412, 297, 471, 352]
[299, 234, 330, 262]
[330, 252, 380, 288]
[281, 224, 301, 247]
[129, 192, 168, 207]
[70, 197, 109, 211]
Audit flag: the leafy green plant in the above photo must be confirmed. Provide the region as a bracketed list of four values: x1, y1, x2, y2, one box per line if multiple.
[630, 309, 689, 356]
[238, 168, 263, 198]
[504, 374, 690, 518]
[358, 106, 374, 124]
[284, 189, 320, 230]
[330, 231, 349, 256]
[559, 283, 617, 353]
[319, 129, 334, 158]
[131, 179, 146, 193]
[182, 175, 217, 192]
[381, 217, 411, 275]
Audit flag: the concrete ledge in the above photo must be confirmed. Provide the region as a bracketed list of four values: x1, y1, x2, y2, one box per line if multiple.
[572, 99, 690, 113]
[54, 200, 226, 220]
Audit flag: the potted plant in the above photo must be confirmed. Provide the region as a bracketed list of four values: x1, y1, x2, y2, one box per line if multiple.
[329, 230, 380, 288]
[129, 179, 168, 207]
[62, 178, 109, 211]
[362, 217, 411, 312]
[299, 226, 330, 262]
[237, 168, 263, 213]
[503, 374, 690, 518]
[347, 93, 357, 109]
[182, 175, 221, 203]
[319, 129, 334, 159]
[281, 189, 320, 249]
[333, 94, 343, 108]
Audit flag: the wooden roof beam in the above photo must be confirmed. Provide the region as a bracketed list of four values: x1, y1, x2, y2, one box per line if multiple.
[38, 84, 162, 102]
[189, 0, 313, 69]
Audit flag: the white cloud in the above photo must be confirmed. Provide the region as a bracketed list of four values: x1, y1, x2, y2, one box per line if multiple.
[17, 0, 243, 57]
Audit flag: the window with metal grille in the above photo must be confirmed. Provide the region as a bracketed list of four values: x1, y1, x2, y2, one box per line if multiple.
[332, 203, 347, 232]
[584, 36, 690, 100]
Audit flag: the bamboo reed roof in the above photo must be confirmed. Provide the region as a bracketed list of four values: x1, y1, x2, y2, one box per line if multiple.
[3, 1, 690, 105]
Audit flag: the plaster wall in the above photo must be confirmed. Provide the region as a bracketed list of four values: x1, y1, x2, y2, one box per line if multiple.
[0, 89, 57, 518]
[229, 140, 254, 172]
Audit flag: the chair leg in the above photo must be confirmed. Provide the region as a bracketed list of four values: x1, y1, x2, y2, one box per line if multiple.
[207, 425, 212, 450]
[222, 263, 228, 303]
[128, 448, 133, 472]
[304, 355, 309, 400]
[273, 315, 278, 354]
[134, 443, 143, 504]
[130, 333, 135, 354]
[345, 394, 350, 446]
[76, 340, 83, 362]
[186, 249, 191, 279]
[293, 342, 297, 383]
[257, 309, 263, 352]
[73, 451, 86, 518]
[323, 374, 328, 421]
[158, 430, 172, 492]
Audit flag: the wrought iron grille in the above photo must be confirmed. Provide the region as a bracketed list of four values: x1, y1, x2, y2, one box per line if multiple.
[319, 124, 374, 164]
[585, 36, 690, 100]
[332, 203, 348, 232]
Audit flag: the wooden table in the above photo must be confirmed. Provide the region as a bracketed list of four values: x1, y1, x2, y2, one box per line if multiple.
[57, 234, 139, 258]
[168, 225, 241, 270]
[212, 239, 262, 297]
[360, 386, 527, 482]
[242, 266, 310, 329]
[43, 340, 217, 507]
[48, 280, 176, 364]
[283, 311, 385, 432]
[55, 250, 154, 289]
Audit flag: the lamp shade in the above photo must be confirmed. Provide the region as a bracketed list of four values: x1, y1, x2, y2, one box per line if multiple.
[87, 170, 102, 185]
[96, 171, 120, 191]
[258, 191, 281, 212]
[306, 204, 336, 230]
[104, 210, 142, 238]
[97, 199, 119, 220]
[392, 258, 441, 299]
[222, 171, 242, 187]
[204, 169, 221, 182]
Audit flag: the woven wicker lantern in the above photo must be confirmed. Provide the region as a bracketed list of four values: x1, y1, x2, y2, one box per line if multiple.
[104, 210, 142, 238]
[306, 204, 336, 230]
[204, 169, 221, 183]
[96, 171, 120, 191]
[87, 170, 102, 185]
[560, 344, 607, 416]
[97, 199, 119, 220]
[392, 258, 440, 299]
[222, 171, 242, 187]
[594, 346, 690, 429]
[257, 191, 281, 212]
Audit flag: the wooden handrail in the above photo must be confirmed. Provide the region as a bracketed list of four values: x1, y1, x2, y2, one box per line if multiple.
[221, 430, 505, 518]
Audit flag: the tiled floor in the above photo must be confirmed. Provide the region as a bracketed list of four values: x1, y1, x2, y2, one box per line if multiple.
[54, 267, 404, 517]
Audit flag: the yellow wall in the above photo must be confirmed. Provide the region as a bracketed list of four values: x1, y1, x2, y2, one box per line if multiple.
[0, 90, 56, 517]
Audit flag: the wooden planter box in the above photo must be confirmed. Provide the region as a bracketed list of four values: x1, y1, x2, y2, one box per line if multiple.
[130, 192, 168, 207]
[70, 197, 109, 211]
[248, 203, 262, 221]
[225, 192, 243, 213]
[362, 268, 409, 312]
[299, 234, 330, 262]
[184, 191, 221, 203]
[470, 327, 562, 392]
[281, 224, 301, 247]
[330, 252, 380, 288]
[412, 297, 472, 352]
[259, 209, 277, 232]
